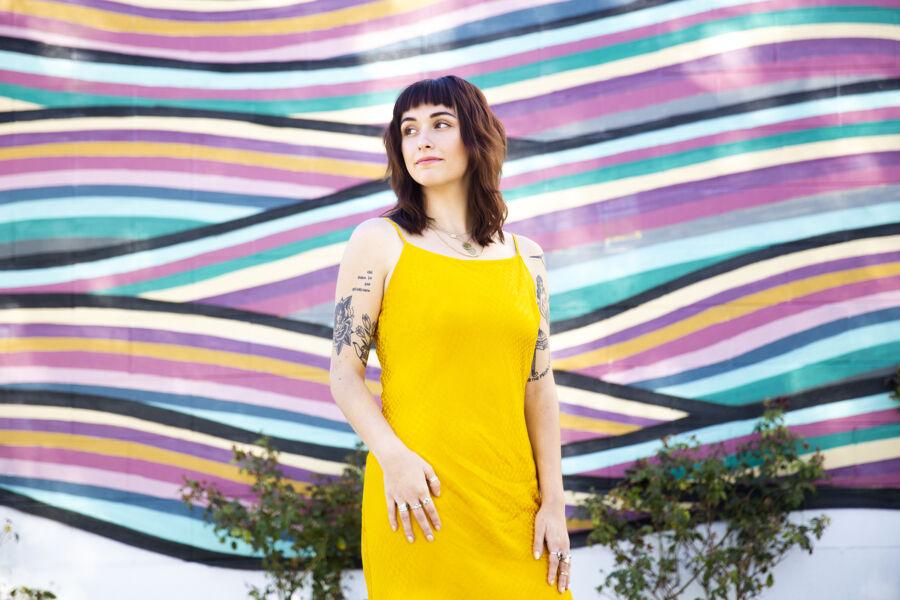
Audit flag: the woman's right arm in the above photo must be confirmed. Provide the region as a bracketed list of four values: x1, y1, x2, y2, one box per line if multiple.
[329, 218, 442, 542]
[329, 218, 406, 464]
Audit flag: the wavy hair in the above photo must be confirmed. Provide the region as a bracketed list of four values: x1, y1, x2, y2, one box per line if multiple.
[380, 75, 509, 247]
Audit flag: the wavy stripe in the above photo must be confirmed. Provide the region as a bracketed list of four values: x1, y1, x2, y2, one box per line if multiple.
[564, 392, 897, 473]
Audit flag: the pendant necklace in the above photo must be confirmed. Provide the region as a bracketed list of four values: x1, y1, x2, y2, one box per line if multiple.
[428, 223, 482, 257]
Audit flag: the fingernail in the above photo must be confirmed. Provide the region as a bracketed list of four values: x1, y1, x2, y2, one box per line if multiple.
[407, 536, 413, 543]
[534, 551, 540, 559]
[435, 524, 441, 530]
[426, 534, 434, 542]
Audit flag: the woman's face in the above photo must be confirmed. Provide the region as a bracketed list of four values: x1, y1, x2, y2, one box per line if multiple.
[399, 103, 469, 189]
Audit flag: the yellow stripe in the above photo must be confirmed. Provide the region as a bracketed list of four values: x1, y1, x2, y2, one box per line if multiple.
[7, 0, 437, 35]
[0, 429, 311, 491]
[559, 412, 642, 436]
[554, 261, 900, 370]
[0, 142, 384, 179]
[2, 337, 384, 394]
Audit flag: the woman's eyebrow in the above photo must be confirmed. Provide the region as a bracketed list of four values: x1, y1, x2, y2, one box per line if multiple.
[400, 111, 456, 124]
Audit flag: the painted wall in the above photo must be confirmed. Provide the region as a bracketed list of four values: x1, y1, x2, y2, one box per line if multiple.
[1, 0, 898, 597]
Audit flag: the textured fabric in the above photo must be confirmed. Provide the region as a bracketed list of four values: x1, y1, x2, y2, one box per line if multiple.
[361, 217, 574, 599]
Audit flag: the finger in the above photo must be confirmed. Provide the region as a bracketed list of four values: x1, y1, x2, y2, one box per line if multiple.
[533, 520, 545, 560]
[422, 496, 441, 531]
[385, 493, 397, 531]
[557, 561, 570, 593]
[398, 502, 414, 543]
[424, 467, 441, 497]
[411, 501, 435, 542]
[546, 547, 560, 586]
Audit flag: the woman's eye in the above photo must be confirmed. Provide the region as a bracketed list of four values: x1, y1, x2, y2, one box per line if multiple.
[403, 121, 449, 136]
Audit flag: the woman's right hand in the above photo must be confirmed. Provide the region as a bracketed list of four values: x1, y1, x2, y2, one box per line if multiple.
[381, 446, 442, 543]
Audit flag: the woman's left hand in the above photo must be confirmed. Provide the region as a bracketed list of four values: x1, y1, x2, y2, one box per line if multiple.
[532, 501, 571, 593]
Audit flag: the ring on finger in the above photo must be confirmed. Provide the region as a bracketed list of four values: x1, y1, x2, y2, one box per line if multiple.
[397, 502, 409, 512]
[421, 497, 431, 506]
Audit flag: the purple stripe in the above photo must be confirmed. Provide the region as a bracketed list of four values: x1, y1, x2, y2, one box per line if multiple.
[590, 275, 900, 378]
[0, 352, 336, 401]
[827, 456, 900, 478]
[1, 418, 318, 481]
[0, 129, 383, 163]
[3, 156, 361, 189]
[199, 264, 338, 307]
[59, 0, 368, 22]
[0, 322, 331, 372]
[516, 152, 900, 240]
[558, 402, 661, 428]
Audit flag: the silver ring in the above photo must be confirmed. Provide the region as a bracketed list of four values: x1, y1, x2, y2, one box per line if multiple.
[410, 502, 422, 509]
[397, 502, 408, 512]
[561, 553, 572, 564]
[428, 475, 439, 482]
[421, 497, 431, 506]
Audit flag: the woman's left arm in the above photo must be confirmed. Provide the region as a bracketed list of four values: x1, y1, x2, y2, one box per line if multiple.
[520, 235, 571, 592]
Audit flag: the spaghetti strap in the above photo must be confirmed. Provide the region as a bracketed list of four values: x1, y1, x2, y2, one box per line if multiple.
[512, 233, 520, 256]
[382, 217, 407, 244]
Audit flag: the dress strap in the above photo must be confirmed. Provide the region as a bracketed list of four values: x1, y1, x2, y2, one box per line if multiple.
[512, 233, 520, 256]
[382, 217, 407, 244]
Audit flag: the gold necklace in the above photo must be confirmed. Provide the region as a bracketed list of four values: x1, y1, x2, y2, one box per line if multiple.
[428, 224, 483, 257]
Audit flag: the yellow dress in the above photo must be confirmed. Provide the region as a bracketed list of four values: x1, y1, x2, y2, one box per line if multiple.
[361, 217, 574, 599]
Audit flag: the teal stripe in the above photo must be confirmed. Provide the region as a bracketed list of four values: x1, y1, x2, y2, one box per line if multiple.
[551, 249, 746, 322]
[698, 341, 900, 405]
[0, 198, 258, 223]
[0, 217, 203, 243]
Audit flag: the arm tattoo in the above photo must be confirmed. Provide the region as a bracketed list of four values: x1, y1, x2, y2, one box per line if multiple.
[333, 295, 353, 356]
[529, 329, 550, 382]
[535, 274, 550, 323]
[333, 294, 377, 367]
[352, 269, 374, 293]
[353, 314, 377, 366]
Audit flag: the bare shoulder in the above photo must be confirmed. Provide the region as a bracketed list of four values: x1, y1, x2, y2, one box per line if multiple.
[512, 233, 547, 272]
[344, 217, 400, 265]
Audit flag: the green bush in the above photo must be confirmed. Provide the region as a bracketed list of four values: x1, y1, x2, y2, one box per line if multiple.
[580, 398, 831, 600]
[181, 437, 365, 600]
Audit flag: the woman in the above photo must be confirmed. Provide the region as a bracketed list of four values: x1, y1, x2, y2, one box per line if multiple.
[329, 75, 574, 598]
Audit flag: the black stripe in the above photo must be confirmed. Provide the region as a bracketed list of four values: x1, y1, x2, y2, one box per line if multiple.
[560, 375, 892, 456]
[0, 292, 333, 338]
[0, 388, 358, 463]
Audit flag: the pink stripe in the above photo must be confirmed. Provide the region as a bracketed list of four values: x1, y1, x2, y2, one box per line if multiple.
[0, 352, 335, 401]
[605, 283, 900, 383]
[0, 446, 252, 497]
[582, 408, 899, 477]
[0, 457, 186, 500]
[215, 278, 336, 316]
[503, 105, 900, 194]
[0, 367, 345, 419]
[0, 170, 328, 208]
[1, 156, 366, 190]
[0, 0, 559, 60]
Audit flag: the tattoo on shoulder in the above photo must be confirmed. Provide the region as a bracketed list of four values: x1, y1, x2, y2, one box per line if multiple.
[332, 294, 377, 367]
[529, 253, 545, 267]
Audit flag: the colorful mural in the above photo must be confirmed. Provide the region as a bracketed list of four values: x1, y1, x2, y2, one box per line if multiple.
[0, 0, 898, 572]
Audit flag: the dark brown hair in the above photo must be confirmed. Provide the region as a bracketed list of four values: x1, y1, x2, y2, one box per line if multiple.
[380, 75, 509, 247]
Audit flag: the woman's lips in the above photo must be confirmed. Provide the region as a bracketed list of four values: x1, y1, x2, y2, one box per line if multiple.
[417, 159, 442, 165]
